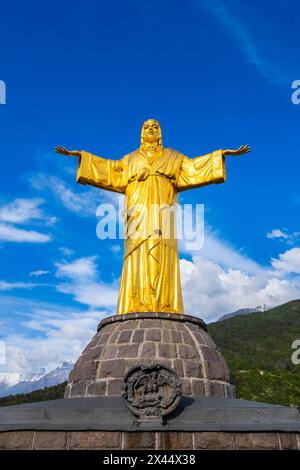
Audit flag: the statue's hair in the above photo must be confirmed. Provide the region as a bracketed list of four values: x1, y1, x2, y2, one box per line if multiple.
[140, 119, 163, 147]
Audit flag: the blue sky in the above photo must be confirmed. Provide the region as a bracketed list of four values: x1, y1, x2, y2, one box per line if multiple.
[0, 0, 300, 374]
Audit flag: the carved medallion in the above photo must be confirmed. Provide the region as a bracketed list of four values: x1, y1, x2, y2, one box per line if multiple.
[123, 363, 182, 421]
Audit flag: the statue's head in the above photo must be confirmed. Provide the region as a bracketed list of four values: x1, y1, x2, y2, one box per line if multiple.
[140, 119, 162, 147]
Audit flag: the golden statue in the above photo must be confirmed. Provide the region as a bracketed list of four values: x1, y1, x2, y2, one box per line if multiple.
[55, 119, 249, 315]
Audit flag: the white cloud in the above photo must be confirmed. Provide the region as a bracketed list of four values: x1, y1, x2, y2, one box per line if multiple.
[55, 256, 118, 308]
[0, 281, 37, 291]
[267, 229, 289, 240]
[271, 248, 300, 274]
[180, 225, 262, 275]
[29, 270, 51, 278]
[181, 254, 300, 322]
[0, 300, 108, 374]
[181, 230, 300, 322]
[266, 228, 300, 244]
[59, 247, 75, 257]
[0, 198, 57, 227]
[110, 244, 121, 254]
[0, 198, 55, 244]
[30, 173, 122, 217]
[0, 223, 51, 243]
[0, 198, 44, 224]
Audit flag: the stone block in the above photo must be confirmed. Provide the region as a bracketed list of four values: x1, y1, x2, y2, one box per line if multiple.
[84, 346, 104, 361]
[70, 431, 121, 449]
[145, 328, 161, 341]
[99, 359, 125, 378]
[34, 432, 68, 449]
[182, 379, 192, 395]
[157, 432, 193, 450]
[192, 379, 205, 395]
[87, 381, 106, 396]
[118, 330, 133, 343]
[184, 360, 202, 377]
[178, 345, 199, 359]
[206, 382, 225, 398]
[201, 346, 220, 362]
[98, 333, 111, 345]
[162, 329, 170, 342]
[70, 380, 89, 397]
[279, 433, 299, 450]
[159, 343, 177, 358]
[0, 431, 34, 450]
[205, 360, 228, 381]
[236, 432, 280, 450]
[107, 379, 123, 395]
[194, 432, 236, 450]
[173, 359, 184, 376]
[108, 331, 120, 344]
[141, 342, 156, 357]
[132, 330, 144, 343]
[169, 330, 182, 343]
[123, 432, 155, 449]
[70, 360, 98, 381]
[117, 344, 139, 358]
[181, 331, 195, 346]
[102, 345, 118, 360]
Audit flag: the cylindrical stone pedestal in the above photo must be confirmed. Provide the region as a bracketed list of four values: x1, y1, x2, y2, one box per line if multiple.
[65, 313, 235, 399]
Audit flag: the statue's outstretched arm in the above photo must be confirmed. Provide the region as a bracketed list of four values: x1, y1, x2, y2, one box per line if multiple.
[55, 146, 127, 194]
[222, 145, 250, 156]
[55, 146, 81, 158]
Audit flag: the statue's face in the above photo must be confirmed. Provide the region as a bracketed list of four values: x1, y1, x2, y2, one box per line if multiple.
[142, 120, 161, 143]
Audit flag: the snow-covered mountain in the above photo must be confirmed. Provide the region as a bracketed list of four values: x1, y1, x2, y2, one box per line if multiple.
[217, 305, 270, 322]
[0, 372, 24, 390]
[0, 362, 73, 397]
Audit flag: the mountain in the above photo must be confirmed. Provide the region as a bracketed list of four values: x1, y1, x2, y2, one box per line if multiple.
[0, 369, 46, 393]
[0, 372, 24, 390]
[208, 299, 300, 406]
[0, 362, 73, 397]
[218, 305, 270, 321]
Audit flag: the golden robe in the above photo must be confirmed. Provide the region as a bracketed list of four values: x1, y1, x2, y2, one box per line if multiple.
[77, 147, 226, 314]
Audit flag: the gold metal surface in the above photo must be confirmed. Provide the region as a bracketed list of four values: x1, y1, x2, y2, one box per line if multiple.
[55, 119, 249, 314]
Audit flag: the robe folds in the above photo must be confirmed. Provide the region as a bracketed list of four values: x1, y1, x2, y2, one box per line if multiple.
[77, 147, 226, 314]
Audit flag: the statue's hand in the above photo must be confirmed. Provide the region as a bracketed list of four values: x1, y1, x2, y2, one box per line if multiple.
[223, 145, 250, 156]
[55, 146, 81, 158]
[138, 167, 150, 181]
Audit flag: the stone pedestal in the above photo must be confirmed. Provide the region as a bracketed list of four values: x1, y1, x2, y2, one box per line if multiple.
[1, 312, 300, 450]
[64, 312, 235, 400]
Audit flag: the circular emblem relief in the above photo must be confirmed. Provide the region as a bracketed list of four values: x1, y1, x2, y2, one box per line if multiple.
[122, 363, 182, 420]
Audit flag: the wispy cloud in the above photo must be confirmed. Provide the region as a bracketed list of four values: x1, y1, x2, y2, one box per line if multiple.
[179, 224, 263, 276]
[29, 270, 51, 278]
[0, 281, 37, 291]
[59, 247, 75, 257]
[29, 173, 122, 217]
[0, 198, 54, 243]
[266, 228, 300, 244]
[0, 298, 106, 374]
[194, 0, 289, 85]
[55, 256, 118, 308]
[0, 198, 44, 224]
[0, 223, 51, 243]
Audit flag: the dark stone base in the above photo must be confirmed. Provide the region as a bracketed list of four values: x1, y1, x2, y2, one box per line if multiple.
[65, 312, 235, 399]
[0, 430, 299, 450]
[0, 396, 299, 449]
